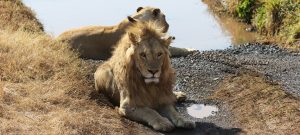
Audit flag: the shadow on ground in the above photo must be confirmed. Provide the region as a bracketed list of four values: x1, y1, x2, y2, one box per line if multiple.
[166, 122, 242, 135]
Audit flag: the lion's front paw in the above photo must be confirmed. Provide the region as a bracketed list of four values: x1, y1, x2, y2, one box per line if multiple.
[174, 118, 196, 129]
[152, 117, 175, 132]
[174, 91, 187, 102]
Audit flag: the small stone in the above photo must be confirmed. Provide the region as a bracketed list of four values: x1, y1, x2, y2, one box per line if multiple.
[245, 26, 254, 32]
[213, 78, 219, 81]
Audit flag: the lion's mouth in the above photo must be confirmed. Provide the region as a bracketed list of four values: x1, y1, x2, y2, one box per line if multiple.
[144, 77, 159, 84]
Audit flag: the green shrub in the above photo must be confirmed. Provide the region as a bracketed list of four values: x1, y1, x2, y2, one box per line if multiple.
[254, 6, 267, 33]
[264, 0, 282, 35]
[236, 0, 255, 22]
[253, 0, 299, 43]
[279, 0, 300, 43]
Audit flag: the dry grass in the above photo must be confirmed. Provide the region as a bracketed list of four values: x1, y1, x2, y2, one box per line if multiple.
[211, 73, 300, 135]
[0, 0, 158, 134]
[0, 0, 43, 32]
[0, 29, 158, 135]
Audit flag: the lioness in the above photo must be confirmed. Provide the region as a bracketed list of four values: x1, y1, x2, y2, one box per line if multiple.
[57, 7, 191, 60]
[94, 21, 195, 131]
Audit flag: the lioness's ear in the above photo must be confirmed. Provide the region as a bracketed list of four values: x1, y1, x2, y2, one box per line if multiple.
[153, 9, 161, 17]
[127, 16, 137, 23]
[128, 32, 139, 45]
[164, 36, 173, 46]
[137, 7, 143, 12]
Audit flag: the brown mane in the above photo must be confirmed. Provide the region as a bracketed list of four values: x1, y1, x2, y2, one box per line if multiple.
[109, 22, 176, 108]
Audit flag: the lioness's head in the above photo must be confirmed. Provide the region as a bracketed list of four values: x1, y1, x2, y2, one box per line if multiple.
[126, 22, 173, 84]
[131, 7, 169, 33]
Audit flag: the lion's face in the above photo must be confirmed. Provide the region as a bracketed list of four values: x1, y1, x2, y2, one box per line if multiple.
[128, 33, 173, 84]
[132, 7, 169, 33]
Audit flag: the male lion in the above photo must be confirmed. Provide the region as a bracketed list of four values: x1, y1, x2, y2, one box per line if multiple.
[94, 21, 195, 132]
[57, 7, 191, 60]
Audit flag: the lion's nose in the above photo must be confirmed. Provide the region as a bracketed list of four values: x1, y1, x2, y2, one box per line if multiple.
[148, 69, 158, 75]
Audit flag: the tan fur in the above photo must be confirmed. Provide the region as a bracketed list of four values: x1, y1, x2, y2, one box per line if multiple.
[0, 81, 3, 101]
[57, 7, 169, 60]
[94, 21, 195, 132]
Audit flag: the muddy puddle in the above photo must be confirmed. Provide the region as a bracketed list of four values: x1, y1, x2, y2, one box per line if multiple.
[23, 0, 258, 50]
[187, 104, 219, 118]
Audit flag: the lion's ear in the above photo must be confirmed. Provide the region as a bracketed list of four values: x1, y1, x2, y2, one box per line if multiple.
[137, 7, 143, 12]
[127, 16, 137, 23]
[128, 32, 139, 45]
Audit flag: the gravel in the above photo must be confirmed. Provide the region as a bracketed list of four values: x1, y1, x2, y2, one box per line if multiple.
[208, 44, 300, 98]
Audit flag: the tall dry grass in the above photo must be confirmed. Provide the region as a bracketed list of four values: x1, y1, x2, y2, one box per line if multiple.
[0, 0, 157, 134]
[0, 28, 157, 135]
[0, 0, 43, 32]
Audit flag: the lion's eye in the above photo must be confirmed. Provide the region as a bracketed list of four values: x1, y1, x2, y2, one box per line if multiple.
[140, 53, 146, 58]
[157, 52, 163, 57]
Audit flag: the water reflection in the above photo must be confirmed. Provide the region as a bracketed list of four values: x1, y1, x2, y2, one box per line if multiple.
[187, 104, 218, 118]
[202, 0, 258, 45]
[215, 15, 258, 45]
[22, 0, 253, 50]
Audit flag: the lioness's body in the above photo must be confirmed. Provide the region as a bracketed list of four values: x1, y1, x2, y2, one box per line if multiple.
[94, 22, 195, 131]
[58, 7, 169, 60]
[58, 21, 130, 59]
[57, 7, 191, 60]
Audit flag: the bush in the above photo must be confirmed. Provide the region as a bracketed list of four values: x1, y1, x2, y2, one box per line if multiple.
[253, 6, 267, 33]
[236, 0, 255, 23]
[253, 0, 299, 44]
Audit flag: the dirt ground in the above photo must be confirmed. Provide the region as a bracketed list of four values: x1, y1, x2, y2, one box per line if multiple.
[213, 73, 300, 135]
[168, 44, 300, 135]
